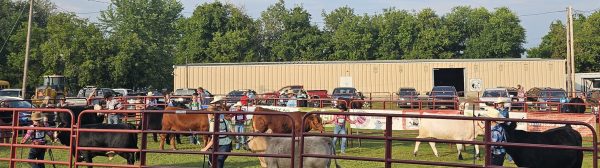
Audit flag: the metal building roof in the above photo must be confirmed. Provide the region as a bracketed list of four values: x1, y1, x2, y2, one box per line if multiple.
[177, 58, 564, 67]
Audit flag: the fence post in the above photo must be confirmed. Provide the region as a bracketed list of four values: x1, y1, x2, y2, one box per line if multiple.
[484, 120, 491, 167]
[385, 116, 392, 168]
[9, 110, 17, 168]
[140, 111, 148, 167]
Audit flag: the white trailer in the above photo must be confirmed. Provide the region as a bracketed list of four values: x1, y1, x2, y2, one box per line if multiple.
[575, 73, 600, 92]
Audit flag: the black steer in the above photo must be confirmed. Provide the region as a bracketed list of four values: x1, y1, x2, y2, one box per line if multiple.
[502, 122, 583, 168]
[566, 97, 586, 113]
[55, 106, 138, 168]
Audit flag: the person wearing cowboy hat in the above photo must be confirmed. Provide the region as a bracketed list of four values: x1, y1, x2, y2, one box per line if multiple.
[285, 90, 297, 107]
[21, 112, 53, 168]
[145, 92, 158, 108]
[490, 97, 510, 166]
[105, 92, 123, 124]
[202, 96, 233, 168]
[231, 102, 247, 150]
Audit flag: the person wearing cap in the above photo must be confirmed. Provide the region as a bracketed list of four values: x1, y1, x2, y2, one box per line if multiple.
[202, 96, 232, 168]
[324, 103, 355, 154]
[285, 90, 297, 107]
[105, 93, 124, 124]
[189, 93, 201, 110]
[231, 102, 247, 150]
[491, 98, 510, 166]
[21, 112, 53, 168]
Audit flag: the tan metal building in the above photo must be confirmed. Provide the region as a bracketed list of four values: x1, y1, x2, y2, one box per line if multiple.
[173, 58, 566, 97]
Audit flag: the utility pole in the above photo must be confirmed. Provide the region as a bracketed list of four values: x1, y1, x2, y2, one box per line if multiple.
[568, 6, 576, 97]
[185, 55, 189, 88]
[565, 6, 572, 97]
[21, 0, 33, 99]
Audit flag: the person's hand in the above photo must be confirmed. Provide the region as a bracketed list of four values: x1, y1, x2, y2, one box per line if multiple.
[201, 147, 209, 152]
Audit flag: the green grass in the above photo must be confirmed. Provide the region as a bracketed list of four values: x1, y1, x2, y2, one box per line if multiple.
[0, 128, 596, 168]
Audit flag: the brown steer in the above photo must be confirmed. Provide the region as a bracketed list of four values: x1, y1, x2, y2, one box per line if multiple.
[159, 105, 226, 150]
[252, 107, 324, 134]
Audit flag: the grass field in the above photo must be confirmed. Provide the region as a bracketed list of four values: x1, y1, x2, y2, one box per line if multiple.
[0, 128, 596, 168]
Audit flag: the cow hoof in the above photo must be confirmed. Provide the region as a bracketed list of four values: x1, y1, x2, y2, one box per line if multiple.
[458, 155, 463, 160]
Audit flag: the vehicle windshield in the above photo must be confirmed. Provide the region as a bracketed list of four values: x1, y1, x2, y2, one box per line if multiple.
[0, 91, 20, 97]
[482, 90, 508, 97]
[431, 87, 456, 96]
[114, 90, 126, 96]
[228, 91, 246, 97]
[333, 88, 356, 94]
[399, 90, 416, 96]
[541, 90, 566, 98]
[3, 100, 33, 108]
[174, 89, 195, 96]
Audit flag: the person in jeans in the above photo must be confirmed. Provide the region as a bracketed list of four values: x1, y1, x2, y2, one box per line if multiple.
[202, 96, 232, 168]
[491, 98, 510, 166]
[325, 104, 355, 154]
[20, 112, 53, 168]
[105, 93, 123, 124]
[231, 102, 246, 150]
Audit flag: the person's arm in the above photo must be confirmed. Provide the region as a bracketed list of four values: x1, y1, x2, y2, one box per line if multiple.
[346, 115, 356, 124]
[324, 115, 336, 124]
[201, 138, 214, 151]
[20, 127, 33, 143]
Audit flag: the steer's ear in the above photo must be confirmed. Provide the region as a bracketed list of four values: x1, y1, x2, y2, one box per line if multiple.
[506, 121, 517, 130]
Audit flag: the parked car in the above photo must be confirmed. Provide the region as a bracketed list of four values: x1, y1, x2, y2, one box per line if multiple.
[172, 88, 214, 104]
[225, 89, 257, 106]
[0, 89, 22, 98]
[331, 87, 365, 109]
[479, 88, 512, 109]
[538, 88, 569, 112]
[113, 88, 134, 96]
[396, 87, 419, 108]
[0, 96, 35, 126]
[499, 87, 524, 110]
[427, 86, 458, 109]
[260, 85, 330, 106]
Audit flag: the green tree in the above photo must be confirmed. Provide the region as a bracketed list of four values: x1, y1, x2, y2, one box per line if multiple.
[406, 8, 452, 59]
[176, 2, 258, 63]
[527, 21, 566, 59]
[371, 8, 416, 60]
[323, 7, 375, 60]
[40, 13, 112, 90]
[463, 7, 525, 58]
[100, 0, 183, 89]
[443, 6, 491, 58]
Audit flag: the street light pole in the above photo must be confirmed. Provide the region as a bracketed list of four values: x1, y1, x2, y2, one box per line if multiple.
[21, 0, 33, 99]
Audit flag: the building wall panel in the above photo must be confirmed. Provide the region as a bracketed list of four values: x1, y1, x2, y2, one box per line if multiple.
[175, 59, 566, 96]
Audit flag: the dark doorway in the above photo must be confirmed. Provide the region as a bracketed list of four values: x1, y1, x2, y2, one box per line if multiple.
[433, 68, 465, 95]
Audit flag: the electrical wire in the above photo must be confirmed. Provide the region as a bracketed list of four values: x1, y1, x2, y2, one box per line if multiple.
[0, 3, 28, 55]
[518, 10, 566, 17]
[87, 0, 110, 4]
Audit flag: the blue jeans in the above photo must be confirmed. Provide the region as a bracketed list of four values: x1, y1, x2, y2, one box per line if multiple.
[107, 114, 121, 124]
[208, 144, 232, 168]
[28, 148, 46, 168]
[332, 124, 347, 153]
[234, 123, 245, 149]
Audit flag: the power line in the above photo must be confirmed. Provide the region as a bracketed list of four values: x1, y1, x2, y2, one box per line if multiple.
[575, 7, 600, 14]
[0, 3, 28, 55]
[519, 10, 566, 17]
[87, 0, 110, 4]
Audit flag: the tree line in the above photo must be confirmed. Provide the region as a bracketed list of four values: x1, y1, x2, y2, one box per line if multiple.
[0, 0, 597, 91]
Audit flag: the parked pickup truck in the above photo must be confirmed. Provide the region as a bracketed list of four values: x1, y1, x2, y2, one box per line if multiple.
[260, 85, 330, 107]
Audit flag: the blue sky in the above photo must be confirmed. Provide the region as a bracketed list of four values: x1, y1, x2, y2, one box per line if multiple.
[52, 0, 599, 49]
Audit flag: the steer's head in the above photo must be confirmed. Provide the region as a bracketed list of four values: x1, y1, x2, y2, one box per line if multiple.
[306, 114, 324, 132]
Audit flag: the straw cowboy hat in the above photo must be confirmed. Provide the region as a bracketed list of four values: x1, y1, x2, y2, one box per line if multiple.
[233, 101, 243, 107]
[287, 90, 295, 95]
[494, 97, 505, 104]
[31, 112, 42, 121]
[147, 92, 154, 96]
[210, 96, 224, 104]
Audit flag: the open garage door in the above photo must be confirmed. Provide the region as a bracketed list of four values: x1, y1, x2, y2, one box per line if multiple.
[433, 68, 465, 96]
